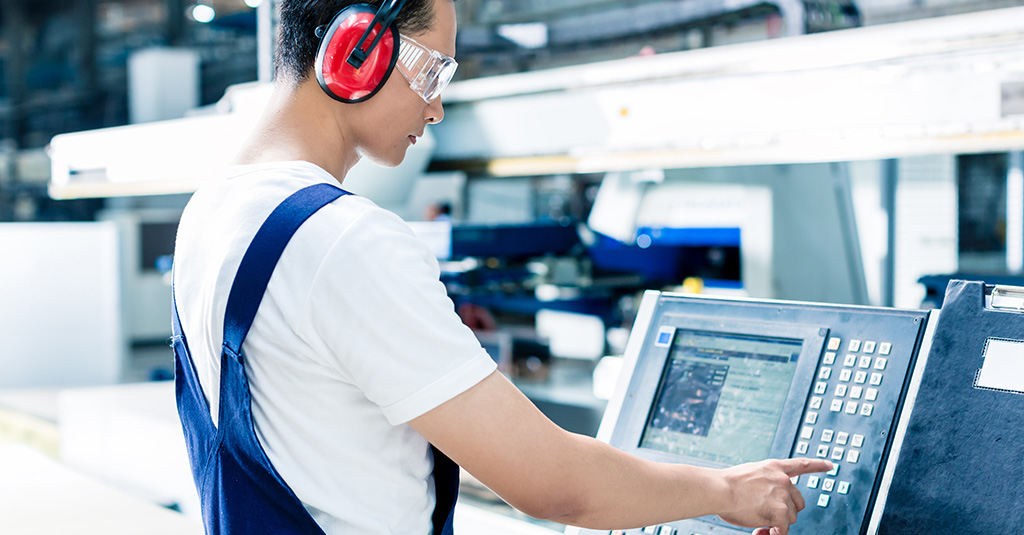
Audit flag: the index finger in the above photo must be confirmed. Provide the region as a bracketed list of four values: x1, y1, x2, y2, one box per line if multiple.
[778, 458, 833, 477]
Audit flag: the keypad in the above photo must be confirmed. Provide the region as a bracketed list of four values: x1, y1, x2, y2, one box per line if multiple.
[798, 334, 895, 514]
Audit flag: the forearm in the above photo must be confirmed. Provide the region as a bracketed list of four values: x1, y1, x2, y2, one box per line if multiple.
[532, 431, 729, 529]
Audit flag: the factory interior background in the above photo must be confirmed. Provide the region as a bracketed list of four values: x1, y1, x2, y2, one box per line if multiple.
[2, 0, 1024, 533]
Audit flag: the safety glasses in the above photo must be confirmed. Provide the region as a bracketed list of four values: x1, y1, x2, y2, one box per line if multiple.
[395, 35, 458, 103]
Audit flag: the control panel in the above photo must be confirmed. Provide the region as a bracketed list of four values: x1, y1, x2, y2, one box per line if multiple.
[566, 291, 933, 535]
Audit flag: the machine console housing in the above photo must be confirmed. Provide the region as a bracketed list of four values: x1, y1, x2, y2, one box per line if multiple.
[575, 291, 929, 535]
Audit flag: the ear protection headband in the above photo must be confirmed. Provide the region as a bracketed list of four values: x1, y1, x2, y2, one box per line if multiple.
[315, 0, 409, 103]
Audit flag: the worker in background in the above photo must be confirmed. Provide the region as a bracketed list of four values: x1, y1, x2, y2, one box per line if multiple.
[170, 0, 830, 533]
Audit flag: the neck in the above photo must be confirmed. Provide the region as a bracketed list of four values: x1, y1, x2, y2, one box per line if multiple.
[233, 78, 358, 183]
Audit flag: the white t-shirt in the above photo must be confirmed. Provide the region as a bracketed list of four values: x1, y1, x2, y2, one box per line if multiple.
[173, 160, 496, 534]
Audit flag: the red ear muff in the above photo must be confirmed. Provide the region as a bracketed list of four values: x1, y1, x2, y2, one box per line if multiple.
[315, 4, 400, 103]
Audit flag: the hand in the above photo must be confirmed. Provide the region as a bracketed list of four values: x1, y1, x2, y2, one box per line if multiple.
[716, 458, 832, 535]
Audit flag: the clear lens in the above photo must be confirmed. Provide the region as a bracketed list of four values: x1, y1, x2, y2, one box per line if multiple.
[397, 36, 458, 102]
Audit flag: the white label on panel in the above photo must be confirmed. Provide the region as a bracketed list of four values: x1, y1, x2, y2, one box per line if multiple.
[975, 338, 1024, 395]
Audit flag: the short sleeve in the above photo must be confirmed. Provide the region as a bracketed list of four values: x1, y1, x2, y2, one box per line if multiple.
[304, 207, 496, 425]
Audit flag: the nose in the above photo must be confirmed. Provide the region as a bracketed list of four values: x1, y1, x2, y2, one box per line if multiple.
[425, 97, 445, 124]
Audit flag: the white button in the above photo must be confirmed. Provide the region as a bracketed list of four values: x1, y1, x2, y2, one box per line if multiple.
[840, 369, 853, 382]
[861, 403, 874, 416]
[835, 385, 848, 397]
[863, 341, 876, 354]
[796, 442, 809, 454]
[849, 339, 862, 352]
[847, 449, 860, 463]
[801, 426, 814, 439]
[859, 356, 873, 369]
[838, 481, 850, 494]
[845, 401, 858, 414]
[855, 371, 868, 384]
[805, 412, 818, 424]
[791, 476, 799, 484]
[852, 434, 865, 448]
[879, 342, 892, 356]
[866, 388, 879, 401]
[831, 447, 845, 460]
[874, 357, 888, 370]
[816, 445, 829, 458]
[850, 386, 863, 399]
[828, 338, 842, 351]
[810, 397, 823, 409]
[823, 352, 837, 365]
[815, 382, 828, 394]
[822, 478, 835, 492]
[817, 494, 830, 508]
[830, 399, 844, 412]
[658, 527, 674, 535]
[870, 373, 883, 386]
[819, 367, 832, 380]
[836, 432, 849, 445]
[827, 464, 839, 476]
[821, 429, 834, 442]
[843, 354, 858, 367]
[808, 475, 820, 488]
[643, 527, 657, 534]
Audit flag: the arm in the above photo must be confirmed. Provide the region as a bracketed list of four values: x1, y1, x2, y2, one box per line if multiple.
[410, 371, 831, 534]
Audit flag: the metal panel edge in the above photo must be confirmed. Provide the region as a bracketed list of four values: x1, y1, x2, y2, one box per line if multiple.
[595, 290, 662, 444]
[864, 308, 941, 535]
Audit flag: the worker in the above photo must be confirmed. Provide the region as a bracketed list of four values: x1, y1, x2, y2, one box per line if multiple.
[170, 0, 831, 533]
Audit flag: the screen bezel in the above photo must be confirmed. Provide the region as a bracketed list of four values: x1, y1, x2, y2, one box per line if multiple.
[609, 313, 827, 469]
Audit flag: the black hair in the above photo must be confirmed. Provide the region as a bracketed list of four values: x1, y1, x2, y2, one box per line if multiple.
[275, 0, 438, 84]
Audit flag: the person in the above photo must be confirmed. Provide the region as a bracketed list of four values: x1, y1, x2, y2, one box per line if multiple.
[171, 0, 831, 533]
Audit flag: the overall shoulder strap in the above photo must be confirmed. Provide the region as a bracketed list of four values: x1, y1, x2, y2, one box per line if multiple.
[222, 183, 350, 354]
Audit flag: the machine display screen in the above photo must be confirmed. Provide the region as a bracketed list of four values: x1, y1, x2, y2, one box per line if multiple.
[639, 329, 802, 465]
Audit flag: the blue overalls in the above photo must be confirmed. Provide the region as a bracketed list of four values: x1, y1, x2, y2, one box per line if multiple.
[171, 183, 459, 534]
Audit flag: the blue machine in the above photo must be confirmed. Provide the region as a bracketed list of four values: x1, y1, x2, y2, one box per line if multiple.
[567, 290, 938, 535]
